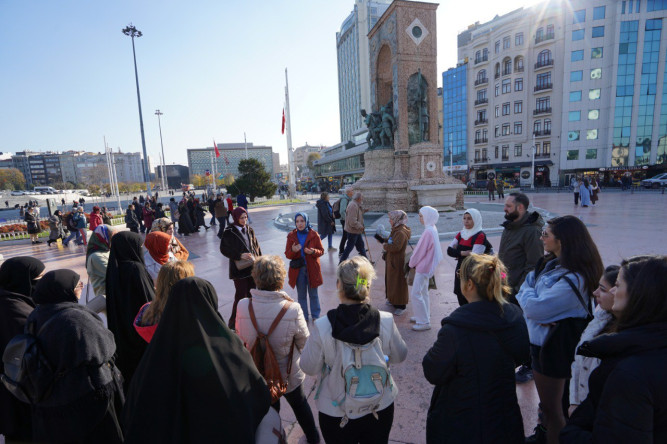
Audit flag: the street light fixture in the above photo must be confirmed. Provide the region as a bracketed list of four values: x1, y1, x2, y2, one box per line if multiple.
[155, 110, 167, 192]
[122, 23, 151, 195]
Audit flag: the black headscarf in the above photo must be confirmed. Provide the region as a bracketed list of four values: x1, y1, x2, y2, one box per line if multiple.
[0, 257, 44, 439]
[123, 277, 271, 444]
[32, 270, 79, 305]
[0, 256, 45, 298]
[105, 231, 154, 391]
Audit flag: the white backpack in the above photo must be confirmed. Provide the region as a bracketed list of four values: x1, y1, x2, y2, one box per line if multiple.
[317, 319, 394, 427]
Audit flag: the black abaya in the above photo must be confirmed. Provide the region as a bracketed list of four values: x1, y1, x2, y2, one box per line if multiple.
[105, 231, 155, 391]
[0, 257, 44, 441]
[123, 277, 271, 444]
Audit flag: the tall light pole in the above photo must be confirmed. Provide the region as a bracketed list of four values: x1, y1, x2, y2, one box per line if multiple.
[155, 110, 167, 192]
[122, 23, 151, 195]
[531, 134, 536, 190]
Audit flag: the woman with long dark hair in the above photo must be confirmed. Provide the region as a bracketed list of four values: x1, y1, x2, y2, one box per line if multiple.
[316, 192, 336, 251]
[562, 255, 667, 442]
[516, 215, 603, 443]
[47, 209, 65, 247]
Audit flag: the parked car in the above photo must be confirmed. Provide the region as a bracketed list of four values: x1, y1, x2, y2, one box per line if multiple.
[10, 190, 26, 196]
[641, 173, 667, 188]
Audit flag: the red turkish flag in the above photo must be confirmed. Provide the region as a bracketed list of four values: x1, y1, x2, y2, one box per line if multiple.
[281, 108, 286, 134]
[213, 140, 220, 158]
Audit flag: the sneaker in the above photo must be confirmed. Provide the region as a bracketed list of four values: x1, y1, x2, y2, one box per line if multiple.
[412, 324, 431, 331]
[409, 317, 417, 323]
[525, 424, 547, 443]
[394, 309, 406, 316]
[328, 247, 337, 252]
[515, 365, 534, 384]
[34, 240, 42, 244]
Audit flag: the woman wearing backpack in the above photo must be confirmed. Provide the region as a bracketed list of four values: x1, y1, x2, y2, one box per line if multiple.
[447, 208, 489, 306]
[516, 216, 603, 444]
[423, 254, 529, 443]
[27, 269, 124, 444]
[236, 255, 320, 444]
[301, 256, 408, 443]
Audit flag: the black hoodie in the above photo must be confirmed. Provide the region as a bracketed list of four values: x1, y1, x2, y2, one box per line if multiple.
[422, 300, 529, 444]
[326, 303, 380, 345]
[561, 323, 667, 443]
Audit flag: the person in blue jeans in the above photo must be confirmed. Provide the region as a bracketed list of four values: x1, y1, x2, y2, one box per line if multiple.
[285, 212, 324, 321]
[63, 208, 84, 246]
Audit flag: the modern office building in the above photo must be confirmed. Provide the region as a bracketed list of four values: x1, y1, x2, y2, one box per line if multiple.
[156, 164, 190, 189]
[187, 143, 275, 180]
[442, 65, 469, 178]
[313, 129, 369, 186]
[337, 0, 392, 143]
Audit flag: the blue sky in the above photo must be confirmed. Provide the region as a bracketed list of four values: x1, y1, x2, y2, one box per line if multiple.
[0, 0, 537, 166]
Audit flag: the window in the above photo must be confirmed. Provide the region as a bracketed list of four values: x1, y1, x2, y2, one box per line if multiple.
[543, 142, 551, 155]
[502, 78, 511, 93]
[475, 50, 481, 61]
[503, 36, 510, 49]
[495, 146, 499, 158]
[544, 119, 552, 133]
[495, 105, 500, 117]
[483, 48, 488, 59]
[495, 126, 500, 137]
[537, 49, 552, 65]
[514, 101, 523, 113]
[547, 24, 554, 36]
[536, 27, 544, 40]
[537, 72, 552, 89]
[572, 29, 585, 41]
[591, 47, 603, 59]
[571, 70, 583, 82]
[495, 63, 500, 77]
[570, 91, 582, 102]
[515, 78, 523, 91]
[502, 102, 511, 115]
[515, 57, 524, 71]
[477, 89, 487, 100]
[567, 150, 580, 160]
[535, 142, 541, 155]
[514, 144, 523, 156]
[568, 130, 580, 141]
[515, 33, 524, 46]
[503, 58, 512, 75]
[495, 40, 500, 53]
[477, 70, 487, 82]
[502, 123, 510, 135]
[572, 50, 584, 61]
[482, 149, 487, 160]
[475, 150, 480, 161]
[502, 145, 509, 160]
[569, 111, 581, 121]
[589, 88, 601, 99]
[534, 120, 542, 133]
[594, 6, 606, 19]
[514, 122, 523, 134]
[622, 1, 626, 14]
[587, 129, 598, 140]
[495, 84, 500, 96]
[573, 9, 586, 23]
[591, 68, 602, 79]
[588, 109, 600, 120]
[586, 149, 598, 159]
[475, 130, 481, 139]
[592, 26, 605, 37]
[536, 96, 551, 110]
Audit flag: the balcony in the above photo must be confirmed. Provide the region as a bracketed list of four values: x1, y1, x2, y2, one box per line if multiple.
[536, 153, 551, 159]
[474, 78, 488, 86]
[534, 83, 553, 92]
[502, 156, 510, 161]
[533, 129, 552, 137]
[502, 69, 512, 76]
[516, 66, 524, 72]
[533, 107, 552, 116]
[474, 118, 488, 126]
[494, 73, 500, 79]
[474, 158, 490, 163]
[474, 98, 488, 106]
[474, 55, 489, 65]
[534, 59, 554, 70]
[474, 137, 488, 145]
[535, 33, 555, 45]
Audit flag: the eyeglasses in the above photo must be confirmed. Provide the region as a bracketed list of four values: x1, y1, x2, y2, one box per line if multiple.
[541, 230, 549, 238]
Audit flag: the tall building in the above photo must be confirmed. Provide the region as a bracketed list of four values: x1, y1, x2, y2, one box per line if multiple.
[336, 0, 392, 143]
[187, 143, 275, 180]
[442, 65, 469, 177]
[60, 151, 145, 185]
[456, 0, 667, 187]
[156, 164, 190, 189]
[292, 144, 322, 179]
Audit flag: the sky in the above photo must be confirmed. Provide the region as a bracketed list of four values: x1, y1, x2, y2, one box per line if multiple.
[0, 0, 542, 167]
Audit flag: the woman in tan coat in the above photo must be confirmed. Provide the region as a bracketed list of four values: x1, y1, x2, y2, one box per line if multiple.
[381, 210, 411, 315]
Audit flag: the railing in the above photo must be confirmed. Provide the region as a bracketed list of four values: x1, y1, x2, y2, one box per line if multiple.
[474, 98, 488, 106]
[474, 118, 488, 125]
[516, 66, 524, 72]
[536, 153, 551, 158]
[502, 156, 510, 161]
[535, 33, 555, 44]
[533, 107, 552, 115]
[534, 83, 553, 92]
[474, 138, 488, 144]
[474, 78, 488, 86]
[474, 56, 489, 65]
[533, 129, 552, 137]
[502, 69, 512, 76]
[534, 59, 554, 69]
[494, 73, 500, 79]
[474, 158, 490, 163]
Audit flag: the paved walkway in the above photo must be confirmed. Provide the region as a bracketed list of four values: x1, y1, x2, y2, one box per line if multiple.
[0, 192, 665, 443]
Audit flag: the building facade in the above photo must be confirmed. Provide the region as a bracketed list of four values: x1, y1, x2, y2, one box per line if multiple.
[313, 130, 368, 186]
[60, 151, 145, 185]
[156, 164, 190, 189]
[293, 144, 322, 179]
[337, 0, 392, 143]
[187, 143, 275, 180]
[442, 65, 469, 177]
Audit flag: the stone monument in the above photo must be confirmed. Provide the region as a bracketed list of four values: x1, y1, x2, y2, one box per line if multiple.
[352, 0, 464, 211]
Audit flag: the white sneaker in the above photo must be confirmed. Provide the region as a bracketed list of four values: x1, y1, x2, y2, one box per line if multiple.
[394, 309, 405, 316]
[409, 317, 417, 323]
[412, 324, 431, 331]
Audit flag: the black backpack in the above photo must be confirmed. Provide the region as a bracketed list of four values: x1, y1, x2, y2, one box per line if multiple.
[1, 309, 66, 404]
[65, 213, 77, 231]
[469, 231, 494, 255]
[332, 198, 342, 219]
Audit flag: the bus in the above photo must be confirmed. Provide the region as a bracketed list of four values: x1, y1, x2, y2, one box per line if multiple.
[33, 186, 57, 194]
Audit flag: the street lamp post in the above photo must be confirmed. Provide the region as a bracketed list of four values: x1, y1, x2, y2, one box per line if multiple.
[122, 23, 151, 196]
[531, 135, 536, 190]
[155, 110, 167, 192]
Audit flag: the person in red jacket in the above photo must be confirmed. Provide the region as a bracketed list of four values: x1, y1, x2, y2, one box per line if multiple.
[88, 206, 103, 232]
[225, 194, 234, 224]
[284, 212, 323, 321]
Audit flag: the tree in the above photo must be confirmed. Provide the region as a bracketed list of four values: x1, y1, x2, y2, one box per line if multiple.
[219, 173, 235, 187]
[233, 158, 277, 200]
[307, 152, 321, 169]
[0, 168, 26, 190]
[191, 174, 206, 188]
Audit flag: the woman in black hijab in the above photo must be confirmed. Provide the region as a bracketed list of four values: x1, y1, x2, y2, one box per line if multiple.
[28, 269, 124, 444]
[105, 231, 155, 391]
[0, 256, 45, 441]
[123, 277, 271, 443]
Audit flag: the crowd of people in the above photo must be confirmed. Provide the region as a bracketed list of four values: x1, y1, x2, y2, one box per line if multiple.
[1, 188, 666, 444]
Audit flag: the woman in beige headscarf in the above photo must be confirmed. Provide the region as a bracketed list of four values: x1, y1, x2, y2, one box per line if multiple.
[381, 210, 411, 316]
[150, 217, 189, 261]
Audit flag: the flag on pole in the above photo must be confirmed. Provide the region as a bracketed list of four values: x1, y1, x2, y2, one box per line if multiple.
[213, 140, 220, 158]
[281, 108, 286, 134]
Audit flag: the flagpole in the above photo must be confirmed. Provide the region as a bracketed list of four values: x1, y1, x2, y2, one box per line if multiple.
[244, 132, 248, 159]
[285, 68, 296, 197]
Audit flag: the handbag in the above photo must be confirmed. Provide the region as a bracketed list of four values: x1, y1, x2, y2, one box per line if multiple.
[404, 248, 437, 290]
[289, 257, 305, 269]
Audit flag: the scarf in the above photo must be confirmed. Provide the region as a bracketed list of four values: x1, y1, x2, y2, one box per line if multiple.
[459, 208, 484, 240]
[0, 256, 45, 297]
[144, 231, 172, 265]
[388, 210, 408, 227]
[32, 270, 80, 304]
[86, 224, 113, 262]
[294, 211, 311, 233]
[232, 207, 248, 227]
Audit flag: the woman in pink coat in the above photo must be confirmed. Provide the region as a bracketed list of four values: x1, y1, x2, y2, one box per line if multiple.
[408, 206, 443, 331]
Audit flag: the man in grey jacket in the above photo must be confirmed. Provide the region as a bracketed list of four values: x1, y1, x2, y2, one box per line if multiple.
[339, 191, 367, 263]
[498, 192, 544, 383]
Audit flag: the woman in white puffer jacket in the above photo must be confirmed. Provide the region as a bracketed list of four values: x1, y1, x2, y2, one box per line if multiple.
[235, 255, 320, 444]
